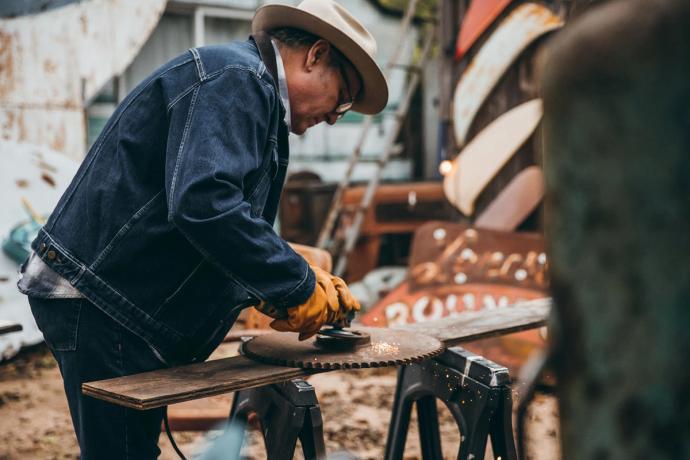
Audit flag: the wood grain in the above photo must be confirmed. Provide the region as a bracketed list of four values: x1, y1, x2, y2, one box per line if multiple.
[83, 356, 314, 410]
[82, 298, 551, 410]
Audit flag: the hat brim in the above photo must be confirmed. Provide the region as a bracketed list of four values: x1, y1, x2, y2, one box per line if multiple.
[252, 4, 388, 115]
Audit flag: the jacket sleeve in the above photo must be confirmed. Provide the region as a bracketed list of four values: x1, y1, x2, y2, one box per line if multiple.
[165, 67, 315, 309]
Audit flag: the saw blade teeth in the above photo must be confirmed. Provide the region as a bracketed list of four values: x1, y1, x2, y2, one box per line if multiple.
[242, 327, 445, 370]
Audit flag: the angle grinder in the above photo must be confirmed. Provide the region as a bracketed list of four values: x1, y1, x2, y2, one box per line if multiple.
[315, 310, 371, 350]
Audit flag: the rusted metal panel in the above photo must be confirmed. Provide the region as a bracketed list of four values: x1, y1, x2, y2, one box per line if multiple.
[0, 0, 166, 158]
[443, 99, 543, 215]
[454, 0, 514, 60]
[452, 3, 562, 146]
[0, 108, 86, 161]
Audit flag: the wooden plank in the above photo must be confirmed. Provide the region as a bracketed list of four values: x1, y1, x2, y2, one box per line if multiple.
[0, 320, 22, 336]
[82, 356, 313, 410]
[396, 297, 551, 347]
[82, 298, 551, 410]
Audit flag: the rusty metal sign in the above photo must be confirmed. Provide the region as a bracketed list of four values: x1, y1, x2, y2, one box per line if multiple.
[443, 99, 543, 215]
[360, 222, 548, 327]
[0, 0, 166, 158]
[359, 222, 549, 374]
[452, 3, 562, 146]
[360, 281, 546, 328]
[455, 0, 515, 60]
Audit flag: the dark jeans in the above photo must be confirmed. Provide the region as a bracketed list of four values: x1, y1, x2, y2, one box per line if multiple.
[29, 296, 168, 459]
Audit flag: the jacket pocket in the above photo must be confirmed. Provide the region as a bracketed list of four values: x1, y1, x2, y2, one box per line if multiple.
[28, 297, 83, 352]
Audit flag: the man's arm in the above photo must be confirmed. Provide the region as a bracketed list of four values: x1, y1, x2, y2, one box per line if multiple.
[165, 67, 315, 309]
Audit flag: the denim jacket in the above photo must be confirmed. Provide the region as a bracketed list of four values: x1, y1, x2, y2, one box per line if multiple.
[19, 36, 315, 363]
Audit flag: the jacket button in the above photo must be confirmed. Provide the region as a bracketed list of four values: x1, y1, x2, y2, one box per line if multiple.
[39, 243, 46, 253]
[46, 250, 56, 260]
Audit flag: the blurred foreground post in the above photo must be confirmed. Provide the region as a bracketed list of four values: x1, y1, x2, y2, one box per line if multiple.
[542, 0, 690, 458]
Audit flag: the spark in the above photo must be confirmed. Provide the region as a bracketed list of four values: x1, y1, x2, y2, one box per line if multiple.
[369, 341, 399, 355]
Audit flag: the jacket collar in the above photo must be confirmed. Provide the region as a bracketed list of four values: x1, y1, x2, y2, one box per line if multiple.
[251, 32, 290, 132]
[251, 32, 280, 95]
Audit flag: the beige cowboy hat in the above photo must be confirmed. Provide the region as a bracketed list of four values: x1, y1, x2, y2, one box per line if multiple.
[252, 0, 389, 115]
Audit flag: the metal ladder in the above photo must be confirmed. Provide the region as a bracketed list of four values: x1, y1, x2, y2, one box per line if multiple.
[315, 0, 437, 277]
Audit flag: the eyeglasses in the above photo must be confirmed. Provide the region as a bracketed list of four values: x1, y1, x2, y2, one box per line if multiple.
[334, 60, 354, 119]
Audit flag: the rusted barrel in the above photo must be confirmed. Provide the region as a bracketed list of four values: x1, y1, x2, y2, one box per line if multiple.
[541, 0, 690, 458]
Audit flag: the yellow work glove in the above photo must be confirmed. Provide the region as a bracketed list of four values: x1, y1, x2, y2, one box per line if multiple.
[312, 266, 361, 323]
[270, 266, 360, 340]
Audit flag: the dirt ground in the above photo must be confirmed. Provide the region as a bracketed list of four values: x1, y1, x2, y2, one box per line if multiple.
[0, 342, 560, 460]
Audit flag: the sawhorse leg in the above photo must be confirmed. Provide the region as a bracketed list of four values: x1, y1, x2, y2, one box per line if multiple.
[228, 378, 326, 460]
[384, 347, 518, 460]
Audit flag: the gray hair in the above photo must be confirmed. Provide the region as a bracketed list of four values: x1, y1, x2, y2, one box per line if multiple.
[268, 27, 349, 69]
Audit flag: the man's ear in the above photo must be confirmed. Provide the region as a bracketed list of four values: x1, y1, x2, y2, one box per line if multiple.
[305, 39, 331, 71]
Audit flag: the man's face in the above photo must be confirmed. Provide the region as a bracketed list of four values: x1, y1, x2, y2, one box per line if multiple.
[286, 40, 362, 135]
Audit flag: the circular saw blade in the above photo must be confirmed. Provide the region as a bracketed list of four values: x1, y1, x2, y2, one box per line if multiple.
[240, 327, 444, 370]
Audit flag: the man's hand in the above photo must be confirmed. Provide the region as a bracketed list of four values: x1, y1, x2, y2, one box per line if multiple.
[269, 265, 360, 340]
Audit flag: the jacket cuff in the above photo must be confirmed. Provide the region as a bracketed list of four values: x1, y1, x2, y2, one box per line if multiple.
[273, 266, 315, 309]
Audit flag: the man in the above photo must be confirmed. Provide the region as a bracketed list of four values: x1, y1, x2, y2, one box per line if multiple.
[17, 0, 388, 458]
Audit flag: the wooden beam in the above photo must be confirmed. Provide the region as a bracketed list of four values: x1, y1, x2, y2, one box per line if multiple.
[82, 298, 551, 410]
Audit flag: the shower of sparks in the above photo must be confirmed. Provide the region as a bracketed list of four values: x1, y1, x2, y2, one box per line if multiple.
[369, 341, 399, 355]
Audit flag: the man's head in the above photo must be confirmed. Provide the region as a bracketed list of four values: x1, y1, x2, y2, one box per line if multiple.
[270, 27, 363, 134]
[253, 0, 388, 133]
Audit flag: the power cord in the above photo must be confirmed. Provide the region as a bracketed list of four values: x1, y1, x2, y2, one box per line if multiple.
[163, 406, 188, 460]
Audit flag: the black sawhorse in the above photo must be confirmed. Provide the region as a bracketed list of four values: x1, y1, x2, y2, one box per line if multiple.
[384, 347, 518, 460]
[227, 348, 516, 460]
[228, 378, 326, 460]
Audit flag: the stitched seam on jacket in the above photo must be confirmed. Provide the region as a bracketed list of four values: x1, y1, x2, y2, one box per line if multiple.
[37, 231, 186, 342]
[172, 224, 267, 300]
[164, 65, 280, 301]
[190, 48, 206, 80]
[81, 265, 183, 338]
[38, 233, 86, 275]
[245, 137, 278, 202]
[90, 190, 164, 270]
[47, 58, 194, 229]
[167, 82, 201, 113]
[167, 86, 200, 219]
[203, 64, 275, 92]
[154, 259, 206, 313]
